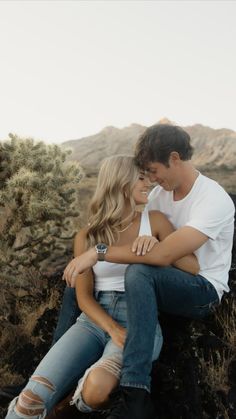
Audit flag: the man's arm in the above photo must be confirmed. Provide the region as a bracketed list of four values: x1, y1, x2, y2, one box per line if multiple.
[132, 211, 199, 274]
[106, 226, 208, 266]
[63, 226, 208, 279]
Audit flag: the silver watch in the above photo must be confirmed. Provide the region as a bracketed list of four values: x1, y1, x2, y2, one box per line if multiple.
[95, 243, 108, 261]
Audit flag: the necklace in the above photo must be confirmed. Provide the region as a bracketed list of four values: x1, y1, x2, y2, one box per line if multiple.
[118, 212, 137, 233]
[118, 220, 134, 233]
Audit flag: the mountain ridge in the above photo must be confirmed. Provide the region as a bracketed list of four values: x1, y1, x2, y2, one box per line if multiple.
[62, 121, 236, 172]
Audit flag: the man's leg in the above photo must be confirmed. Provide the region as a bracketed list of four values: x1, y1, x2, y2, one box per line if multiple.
[107, 264, 219, 419]
[51, 286, 81, 345]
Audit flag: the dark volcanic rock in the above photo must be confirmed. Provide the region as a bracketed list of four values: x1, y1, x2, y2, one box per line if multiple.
[1, 198, 236, 419]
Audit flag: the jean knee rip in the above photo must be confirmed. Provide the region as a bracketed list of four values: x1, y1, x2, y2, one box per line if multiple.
[31, 376, 55, 392]
[95, 354, 122, 378]
[8, 394, 47, 419]
[8, 376, 55, 419]
[27, 375, 56, 402]
[71, 354, 122, 412]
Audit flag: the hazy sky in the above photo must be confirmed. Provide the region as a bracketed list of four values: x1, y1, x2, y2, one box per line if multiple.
[0, 0, 235, 143]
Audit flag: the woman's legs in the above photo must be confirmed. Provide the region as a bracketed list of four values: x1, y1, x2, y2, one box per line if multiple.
[6, 316, 106, 419]
[82, 364, 119, 409]
[1, 287, 80, 405]
[72, 290, 163, 413]
[72, 339, 122, 413]
[79, 323, 163, 412]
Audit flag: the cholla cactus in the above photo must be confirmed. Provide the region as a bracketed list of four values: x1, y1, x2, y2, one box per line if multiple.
[0, 134, 83, 281]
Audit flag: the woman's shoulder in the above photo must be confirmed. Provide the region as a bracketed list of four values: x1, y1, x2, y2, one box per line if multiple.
[147, 209, 166, 220]
[147, 210, 169, 231]
[74, 226, 89, 241]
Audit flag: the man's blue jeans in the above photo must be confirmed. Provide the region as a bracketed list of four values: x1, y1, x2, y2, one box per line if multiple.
[120, 264, 220, 392]
[52, 286, 81, 345]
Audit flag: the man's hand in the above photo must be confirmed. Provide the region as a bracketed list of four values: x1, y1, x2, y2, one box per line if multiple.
[132, 235, 159, 256]
[108, 323, 127, 348]
[63, 248, 98, 287]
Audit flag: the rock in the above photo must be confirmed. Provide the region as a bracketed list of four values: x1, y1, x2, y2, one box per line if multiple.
[1, 199, 235, 419]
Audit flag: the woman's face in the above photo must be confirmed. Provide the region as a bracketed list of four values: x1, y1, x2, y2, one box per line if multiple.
[132, 172, 151, 205]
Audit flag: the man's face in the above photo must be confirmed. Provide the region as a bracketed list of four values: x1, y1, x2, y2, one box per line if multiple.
[146, 161, 177, 191]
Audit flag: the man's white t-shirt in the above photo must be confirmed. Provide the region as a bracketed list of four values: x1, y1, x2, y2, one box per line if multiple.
[147, 173, 235, 300]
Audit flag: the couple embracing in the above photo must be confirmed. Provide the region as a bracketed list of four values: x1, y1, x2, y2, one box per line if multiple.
[6, 124, 235, 419]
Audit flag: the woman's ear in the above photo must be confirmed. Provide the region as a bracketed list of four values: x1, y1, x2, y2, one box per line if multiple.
[123, 186, 129, 199]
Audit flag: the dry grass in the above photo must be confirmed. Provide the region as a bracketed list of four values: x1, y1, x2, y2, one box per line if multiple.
[199, 296, 236, 396]
[200, 349, 232, 393]
[19, 289, 60, 338]
[214, 297, 236, 349]
[0, 266, 62, 387]
[0, 365, 23, 387]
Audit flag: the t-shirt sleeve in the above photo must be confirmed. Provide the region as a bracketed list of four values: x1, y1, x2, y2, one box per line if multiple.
[186, 196, 235, 240]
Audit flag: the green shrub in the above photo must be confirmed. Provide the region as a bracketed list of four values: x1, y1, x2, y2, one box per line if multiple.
[0, 134, 83, 281]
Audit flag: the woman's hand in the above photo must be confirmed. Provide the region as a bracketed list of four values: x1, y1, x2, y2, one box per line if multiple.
[131, 235, 159, 256]
[63, 248, 98, 287]
[108, 323, 127, 349]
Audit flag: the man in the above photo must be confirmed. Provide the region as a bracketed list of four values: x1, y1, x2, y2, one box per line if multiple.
[58, 124, 235, 418]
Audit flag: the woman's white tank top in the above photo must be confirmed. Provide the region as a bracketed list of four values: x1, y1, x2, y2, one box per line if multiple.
[93, 209, 152, 292]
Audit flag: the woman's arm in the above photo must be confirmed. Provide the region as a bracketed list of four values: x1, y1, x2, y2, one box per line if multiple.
[74, 229, 126, 348]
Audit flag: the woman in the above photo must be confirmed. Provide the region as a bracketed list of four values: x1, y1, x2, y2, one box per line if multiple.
[6, 155, 199, 419]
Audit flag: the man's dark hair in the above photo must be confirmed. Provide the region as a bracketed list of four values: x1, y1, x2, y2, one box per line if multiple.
[135, 124, 194, 168]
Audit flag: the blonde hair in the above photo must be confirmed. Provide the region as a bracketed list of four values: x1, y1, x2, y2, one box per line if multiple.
[86, 155, 139, 247]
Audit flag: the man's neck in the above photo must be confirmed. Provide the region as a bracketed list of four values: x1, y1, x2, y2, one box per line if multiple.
[173, 164, 199, 201]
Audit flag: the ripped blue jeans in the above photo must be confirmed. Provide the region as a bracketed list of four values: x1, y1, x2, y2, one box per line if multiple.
[6, 291, 163, 419]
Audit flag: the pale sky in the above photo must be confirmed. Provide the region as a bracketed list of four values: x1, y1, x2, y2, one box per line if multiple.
[0, 0, 235, 143]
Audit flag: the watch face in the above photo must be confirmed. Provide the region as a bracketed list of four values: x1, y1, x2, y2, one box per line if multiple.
[97, 243, 107, 252]
[96, 243, 108, 261]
